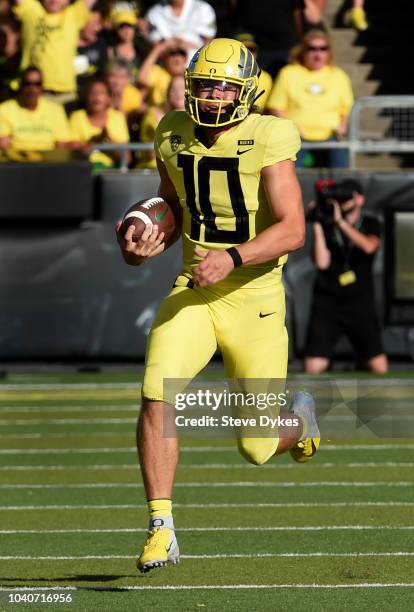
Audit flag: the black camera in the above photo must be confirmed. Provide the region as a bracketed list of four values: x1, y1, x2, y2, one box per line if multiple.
[307, 179, 363, 223]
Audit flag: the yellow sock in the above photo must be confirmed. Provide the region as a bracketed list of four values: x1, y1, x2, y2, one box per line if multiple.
[148, 499, 174, 530]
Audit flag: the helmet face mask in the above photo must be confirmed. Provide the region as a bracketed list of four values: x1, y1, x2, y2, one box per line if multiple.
[184, 38, 260, 127]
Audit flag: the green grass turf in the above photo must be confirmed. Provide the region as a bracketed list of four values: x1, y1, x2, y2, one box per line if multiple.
[2, 588, 413, 612]
[1, 556, 414, 586]
[0, 446, 412, 467]
[0, 372, 413, 611]
[1, 464, 413, 485]
[1, 530, 413, 557]
[1, 505, 414, 529]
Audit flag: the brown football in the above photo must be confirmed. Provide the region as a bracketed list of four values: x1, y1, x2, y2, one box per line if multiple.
[120, 197, 177, 246]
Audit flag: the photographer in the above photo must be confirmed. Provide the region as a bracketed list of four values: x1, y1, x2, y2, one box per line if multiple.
[305, 178, 388, 374]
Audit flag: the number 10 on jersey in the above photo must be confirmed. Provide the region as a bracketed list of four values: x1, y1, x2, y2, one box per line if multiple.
[177, 153, 250, 244]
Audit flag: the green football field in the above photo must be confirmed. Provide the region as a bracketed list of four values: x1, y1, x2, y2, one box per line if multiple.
[0, 371, 413, 611]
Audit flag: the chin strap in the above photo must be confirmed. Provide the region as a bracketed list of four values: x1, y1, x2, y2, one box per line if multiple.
[253, 89, 265, 104]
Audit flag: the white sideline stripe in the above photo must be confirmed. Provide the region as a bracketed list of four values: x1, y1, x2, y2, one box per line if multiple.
[0, 446, 235, 452]
[0, 383, 141, 390]
[2, 416, 414, 431]
[0, 481, 411, 489]
[1, 444, 414, 455]
[0, 418, 136, 425]
[1, 526, 413, 534]
[1, 552, 414, 560]
[0, 405, 138, 412]
[1, 377, 413, 391]
[2, 501, 414, 511]
[0, 448, 136, 454]
[0, 448, 236, 455]
[1, 461, 413, 471]
[1, 433, 134, 439]
[2, 416, 409, 425]
[1, 432, 135, 440]
[1, 584, 414, 591]
[1, 502, 414, 510]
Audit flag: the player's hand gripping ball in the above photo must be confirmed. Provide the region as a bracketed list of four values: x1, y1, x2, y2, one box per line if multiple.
[120, 197, 177, 247]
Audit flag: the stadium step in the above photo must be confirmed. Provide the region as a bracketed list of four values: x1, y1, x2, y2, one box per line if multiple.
[324, 0, 412, 168]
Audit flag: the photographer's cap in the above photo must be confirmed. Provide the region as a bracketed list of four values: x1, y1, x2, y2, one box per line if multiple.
[339, 178, 364, 194]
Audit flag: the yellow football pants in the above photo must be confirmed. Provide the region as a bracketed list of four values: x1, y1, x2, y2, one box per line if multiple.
[142, 276, 288, 464]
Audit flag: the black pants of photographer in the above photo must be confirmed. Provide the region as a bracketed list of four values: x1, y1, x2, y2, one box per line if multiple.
[305, 292, 387, 373]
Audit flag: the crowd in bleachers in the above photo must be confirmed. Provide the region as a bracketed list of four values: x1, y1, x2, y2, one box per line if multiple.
[0, 0, 369, 168]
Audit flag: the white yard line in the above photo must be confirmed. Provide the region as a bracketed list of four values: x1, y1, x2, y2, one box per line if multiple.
[0, 383, 141, 390]
[1, 552, 414, 560]
[0, 405, 138, 412]
[1, 584, 414, 591]
[1, 433, 133, 439]
[0, 418, 136, 425]
[1, 444, 414, 455]
[0, 501, 413, 510]
[0, 447, 136, 454]
[0, 481, 411, 489]
[0, 462, 413, 471]
[1, 377, 413, 391]
[1, 526, 413, 534]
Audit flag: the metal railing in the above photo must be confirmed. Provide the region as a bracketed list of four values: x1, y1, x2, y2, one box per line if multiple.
[347, 95, 414, 167]
[92, 96, 414, 171]
[91, 142, 154, 173]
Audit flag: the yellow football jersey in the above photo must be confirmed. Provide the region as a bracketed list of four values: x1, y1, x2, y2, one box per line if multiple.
[69, 108, 129, 167]
[154, 111, 300, 288]
[266, 65, 354, 141]
[0, 97, 71, 151]
[14, 0, 90, 93]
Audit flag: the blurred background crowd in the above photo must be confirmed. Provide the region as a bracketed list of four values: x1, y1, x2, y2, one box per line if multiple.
[0, 0, 369, 168]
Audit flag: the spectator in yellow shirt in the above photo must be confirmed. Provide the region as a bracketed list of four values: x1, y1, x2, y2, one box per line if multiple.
[13, 0, 96, 100]
[137, 74, 185, 169]
[267, 29, 354, 168]
[69, 77, 130, 168]
[0, 66, 71, 158]
[137, 39, 187, 108]
[105, 59, 144, 116]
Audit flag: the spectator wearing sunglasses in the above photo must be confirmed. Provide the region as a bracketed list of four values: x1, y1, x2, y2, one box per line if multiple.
[267, 29, 353, 168]
[0, 66, 71, 157]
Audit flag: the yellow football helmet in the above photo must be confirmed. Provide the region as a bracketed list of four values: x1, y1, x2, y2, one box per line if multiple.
[184, 38, 260, 127]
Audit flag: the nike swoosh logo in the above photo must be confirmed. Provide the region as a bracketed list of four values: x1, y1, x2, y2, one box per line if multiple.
[237, 148, 253, 155]
[155, 207, 168, 223]
[259, 312, 276, 318]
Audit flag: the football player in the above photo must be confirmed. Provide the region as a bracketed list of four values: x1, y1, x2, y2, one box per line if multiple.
[116, 38, 320, 573]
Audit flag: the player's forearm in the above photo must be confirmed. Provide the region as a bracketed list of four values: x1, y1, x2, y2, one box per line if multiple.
[237, 220, 305, 266]
[337, 219, 379, 254]
[137, 45, 164, 87]
[312, 222, 331, 269]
